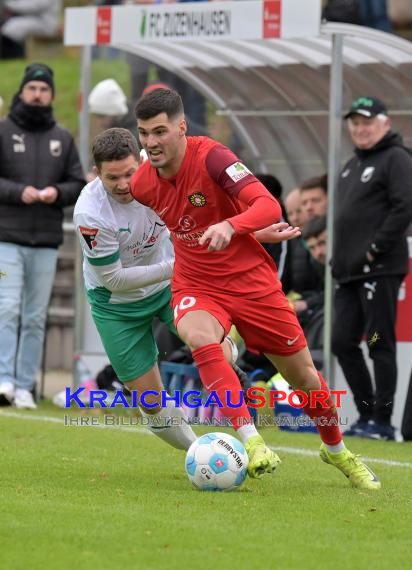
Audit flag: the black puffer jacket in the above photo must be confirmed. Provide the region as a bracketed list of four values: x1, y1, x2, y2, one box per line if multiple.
[282, 237, 324, 311]
[0, 100, 85, 248]
[332, 131, 412, 283]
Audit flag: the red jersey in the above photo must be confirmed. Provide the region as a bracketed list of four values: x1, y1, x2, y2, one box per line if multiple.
[131, 137, 282, 297]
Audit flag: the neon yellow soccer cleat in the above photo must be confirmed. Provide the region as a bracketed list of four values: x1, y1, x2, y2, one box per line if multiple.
[319, 443, 381, 491]
[245, 435, 281, 478]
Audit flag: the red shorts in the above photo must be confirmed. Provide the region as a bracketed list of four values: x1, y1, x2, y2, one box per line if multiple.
[172, 287, 307, 356]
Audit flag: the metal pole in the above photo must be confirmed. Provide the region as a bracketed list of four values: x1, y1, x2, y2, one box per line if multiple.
[79, 45, 91, 174]
[323, 33, 344, 388]
[73, 45, 92, 385]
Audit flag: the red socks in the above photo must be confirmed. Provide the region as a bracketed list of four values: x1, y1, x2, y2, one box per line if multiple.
[192, 346, 341, 444]
[192, 343, 251, 430]
[304, 372, 343, 446]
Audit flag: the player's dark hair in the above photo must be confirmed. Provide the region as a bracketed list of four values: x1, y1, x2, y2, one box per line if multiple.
[300, 174, 328, 194]
[302, 215, 327, 241]
[92, 128, 139, 168]
[135, 87, 184, 121]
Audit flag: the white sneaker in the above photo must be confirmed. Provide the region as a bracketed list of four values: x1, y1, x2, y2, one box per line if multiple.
[0, 381, 15, 403]
[14, 389, 37, 410]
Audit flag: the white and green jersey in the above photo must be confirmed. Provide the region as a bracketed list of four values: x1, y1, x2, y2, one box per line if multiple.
[73, 177, 174, 304]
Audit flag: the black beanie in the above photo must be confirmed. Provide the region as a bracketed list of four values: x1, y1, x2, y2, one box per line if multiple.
[19, 63, 55, 96]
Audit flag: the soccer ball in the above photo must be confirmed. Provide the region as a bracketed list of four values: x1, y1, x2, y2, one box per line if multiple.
[185, 432, 249, 491]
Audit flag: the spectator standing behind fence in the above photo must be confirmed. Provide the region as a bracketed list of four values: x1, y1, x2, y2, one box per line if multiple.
[0, 1, 62, 59]
[332, 96, 412, 440]
[88, 79, 138, 140]
[0, 63, 85, 409]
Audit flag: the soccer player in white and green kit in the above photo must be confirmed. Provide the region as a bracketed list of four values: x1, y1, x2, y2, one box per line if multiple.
[74, 128, 200, 450]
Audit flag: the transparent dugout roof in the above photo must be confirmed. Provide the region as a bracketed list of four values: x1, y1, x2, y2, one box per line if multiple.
[111, 22, 412, 190]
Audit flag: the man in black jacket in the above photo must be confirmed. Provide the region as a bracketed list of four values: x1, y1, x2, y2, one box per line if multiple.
[332, 96, 412, 440]
[0, 63, 85, 409]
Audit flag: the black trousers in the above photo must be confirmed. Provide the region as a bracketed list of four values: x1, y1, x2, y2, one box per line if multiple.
[332, 275, 403, 424]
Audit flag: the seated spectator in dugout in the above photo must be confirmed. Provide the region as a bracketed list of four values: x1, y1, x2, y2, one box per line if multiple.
[300, 174, 328, 221]
[255, 173, 287, 274]
[288, 215, 328, 363]
[282, 180, 325, 341]
[302, 215, 328, 269]
[285, 187, 308, 229]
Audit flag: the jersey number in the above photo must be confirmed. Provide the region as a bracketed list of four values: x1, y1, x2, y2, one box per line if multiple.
[174, 296, 196, 319]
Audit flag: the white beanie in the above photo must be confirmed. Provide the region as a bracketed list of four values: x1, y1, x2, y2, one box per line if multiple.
[88, 79, 128, 116]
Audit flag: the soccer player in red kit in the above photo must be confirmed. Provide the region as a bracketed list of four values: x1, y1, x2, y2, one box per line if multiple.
[131, 88, 380, 489]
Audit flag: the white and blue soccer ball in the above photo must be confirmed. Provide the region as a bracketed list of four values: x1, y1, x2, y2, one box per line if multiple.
[185, 432, 249, 491]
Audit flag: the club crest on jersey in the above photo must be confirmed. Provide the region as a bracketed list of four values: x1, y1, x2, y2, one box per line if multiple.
[188, 192, 206, 207]
[226, 162, 251, 182]
[79, 226, 99, 250]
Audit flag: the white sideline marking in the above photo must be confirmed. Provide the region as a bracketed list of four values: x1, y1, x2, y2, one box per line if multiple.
[0, 410, 148, 434]
[1, 411, 411, 469]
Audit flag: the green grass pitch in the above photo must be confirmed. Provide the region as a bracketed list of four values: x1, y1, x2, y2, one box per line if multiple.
[1, 404, 411, 570]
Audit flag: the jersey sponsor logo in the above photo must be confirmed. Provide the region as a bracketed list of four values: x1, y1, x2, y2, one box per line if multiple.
[341, 168, 350, 178]
[146, 235, 157, 245]
[361, 166, 375, 183]
[12, 133, 25, 153]
[188, 192, 206, 207]
[225, 162, 252, 182]
[173, 230, 204, 247]
[79, 226, 99, 250]
[50, 140, 62, 157]
[178, 215, 196, 231]
[143, 221, 166, 249]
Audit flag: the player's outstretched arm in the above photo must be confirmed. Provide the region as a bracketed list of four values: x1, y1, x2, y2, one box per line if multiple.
[254, 222, 301, 243]
[225, 182, 282, 236]
[93, 258, 174, 292]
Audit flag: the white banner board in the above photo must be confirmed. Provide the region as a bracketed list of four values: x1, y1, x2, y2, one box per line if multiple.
[64, 0, 321, 45]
